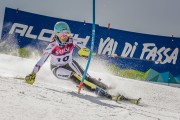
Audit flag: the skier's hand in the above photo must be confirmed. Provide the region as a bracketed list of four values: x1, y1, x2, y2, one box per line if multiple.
[78, 48, 90, 58]
[25, 72, 36, 85]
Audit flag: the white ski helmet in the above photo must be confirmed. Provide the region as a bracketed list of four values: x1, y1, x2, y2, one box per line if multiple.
[54, 21, 71, 34]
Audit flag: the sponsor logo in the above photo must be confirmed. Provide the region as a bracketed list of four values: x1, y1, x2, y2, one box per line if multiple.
[54, 46, 73, 55]
[57, 74, 69, 78]
[8, 23, 91, 44]
[9, 23, 55, 41]
[98, 37, 179, 64]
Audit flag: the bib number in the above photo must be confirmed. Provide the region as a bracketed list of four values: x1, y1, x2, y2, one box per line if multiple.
[57, 56, 69, 62]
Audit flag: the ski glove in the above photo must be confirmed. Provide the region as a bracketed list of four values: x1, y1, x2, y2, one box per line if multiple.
[78, 48, 90, 58]
[25, 72, 36, 85]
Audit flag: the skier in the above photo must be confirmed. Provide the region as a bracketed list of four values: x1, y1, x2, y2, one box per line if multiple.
[23, 21, 141, 104]
[25, 21, 108, 95]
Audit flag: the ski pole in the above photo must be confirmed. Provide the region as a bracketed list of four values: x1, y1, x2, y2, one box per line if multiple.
[78, 0, 96, 93]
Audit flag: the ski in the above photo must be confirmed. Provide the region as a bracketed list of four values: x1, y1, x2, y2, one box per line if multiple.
[95, 87, 141, 105]
[111, 95, 141, 105]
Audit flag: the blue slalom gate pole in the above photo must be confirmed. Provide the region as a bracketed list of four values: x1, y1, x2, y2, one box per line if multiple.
[78, 0, 96, 93]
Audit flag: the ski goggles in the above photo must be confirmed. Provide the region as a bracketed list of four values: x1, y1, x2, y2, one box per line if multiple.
[57, 32, 71, 38]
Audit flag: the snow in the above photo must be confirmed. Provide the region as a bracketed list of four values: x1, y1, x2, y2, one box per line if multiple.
[0, 53, 180, 120]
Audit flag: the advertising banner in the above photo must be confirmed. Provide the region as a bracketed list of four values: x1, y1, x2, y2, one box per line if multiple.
[1, 8, 180, 83]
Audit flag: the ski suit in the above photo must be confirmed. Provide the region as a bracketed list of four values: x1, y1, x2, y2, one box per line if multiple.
[32, 36, 108, 90]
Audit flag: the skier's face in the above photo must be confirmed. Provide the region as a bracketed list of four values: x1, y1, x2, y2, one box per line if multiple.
[57, 32, 71, 43]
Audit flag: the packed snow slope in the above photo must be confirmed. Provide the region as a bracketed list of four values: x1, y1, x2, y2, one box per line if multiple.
[0, 53, 180, 120]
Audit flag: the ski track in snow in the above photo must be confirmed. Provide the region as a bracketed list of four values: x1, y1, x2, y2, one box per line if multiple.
[0, 53, 180, 120]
